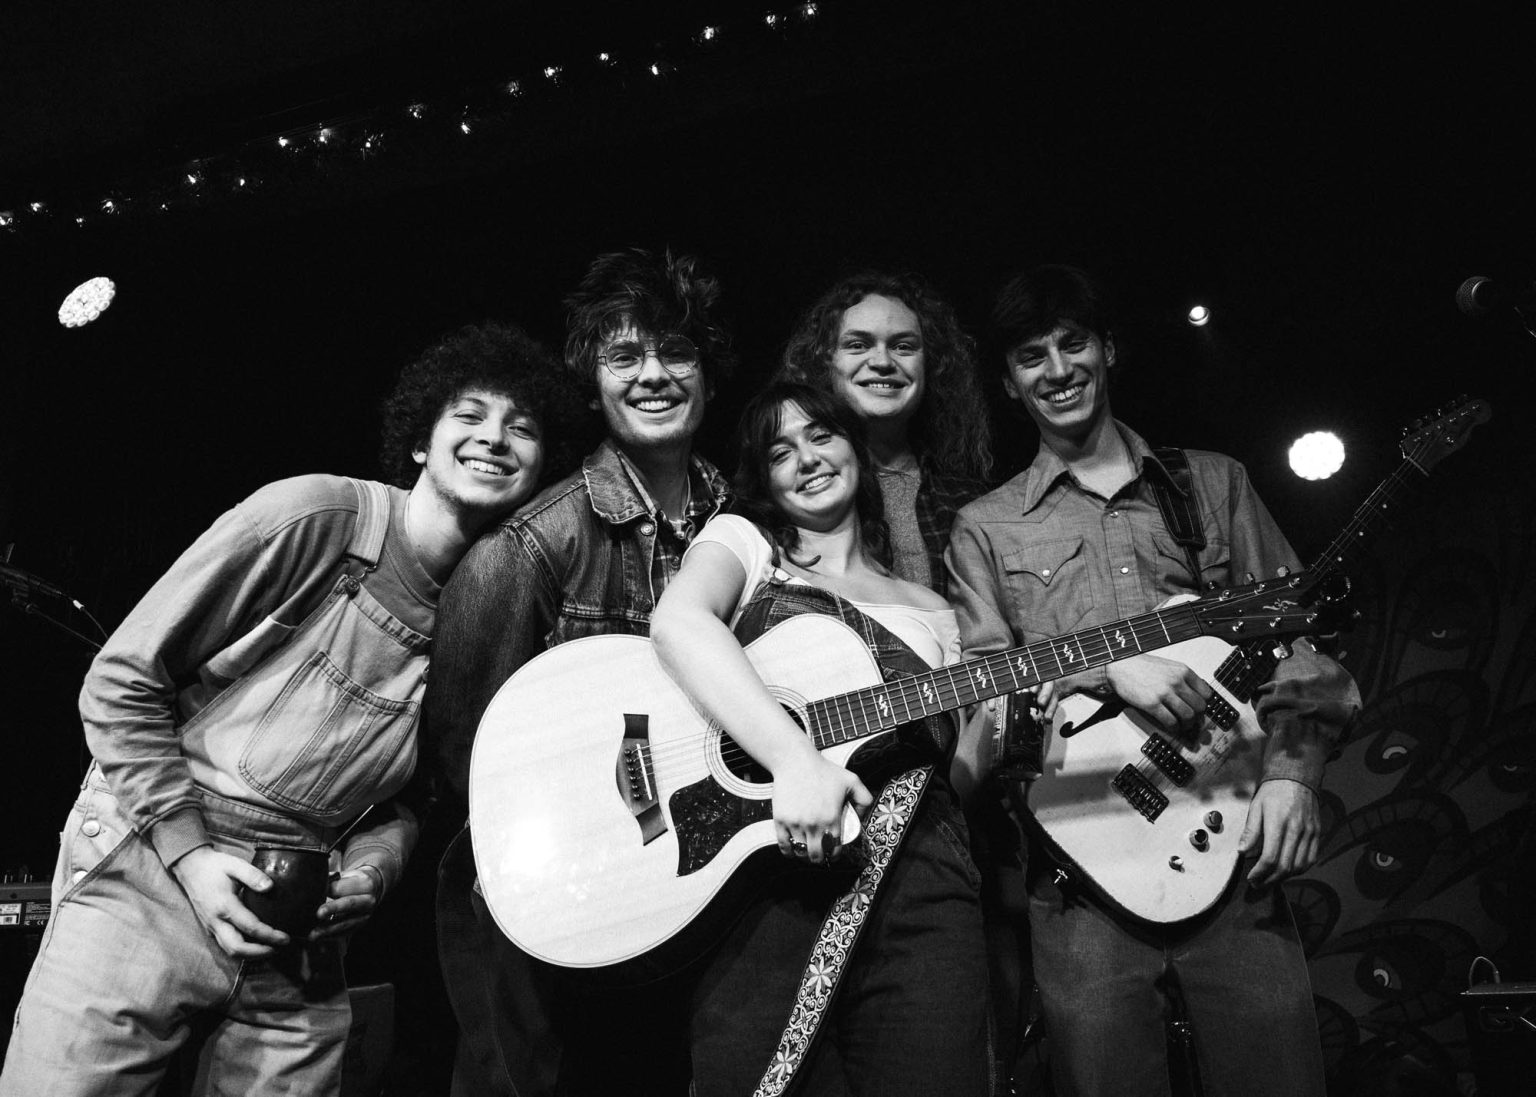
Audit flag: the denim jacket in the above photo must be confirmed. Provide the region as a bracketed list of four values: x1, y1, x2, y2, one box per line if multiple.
[424, 439, 731, 805]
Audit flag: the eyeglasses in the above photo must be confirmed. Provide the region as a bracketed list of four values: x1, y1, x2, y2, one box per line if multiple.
[596, 336, 700, 381]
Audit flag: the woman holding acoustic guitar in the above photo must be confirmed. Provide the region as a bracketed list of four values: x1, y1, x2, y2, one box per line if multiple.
[650, 380, 988, 1097]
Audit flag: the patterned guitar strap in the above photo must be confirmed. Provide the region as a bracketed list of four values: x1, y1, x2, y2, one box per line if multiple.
[751, 763, 933, 1097]
[731, 566, 946, 1097]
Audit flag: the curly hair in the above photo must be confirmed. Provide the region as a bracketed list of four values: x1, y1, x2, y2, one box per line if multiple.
[778, 270, 992, 481]
[378, 321, 588, 488]
[989, 264, 1115, 371]
[732, 381, 892, 572]
[563, 247, 735, 392]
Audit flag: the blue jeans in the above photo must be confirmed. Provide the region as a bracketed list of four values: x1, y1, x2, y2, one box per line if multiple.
[1027, 847, 1323, 1097]
[690, 788, 990, 1097]
[0, 771, 350, 1097]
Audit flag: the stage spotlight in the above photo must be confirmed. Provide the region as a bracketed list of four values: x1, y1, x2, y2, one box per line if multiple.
[58, 276, 117, 328]
[1187, 304, 1211, 326]
[1288, 431, 1345, 481]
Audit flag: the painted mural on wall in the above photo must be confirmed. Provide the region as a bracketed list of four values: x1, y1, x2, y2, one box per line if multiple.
[1293, 445, 1535, 1094]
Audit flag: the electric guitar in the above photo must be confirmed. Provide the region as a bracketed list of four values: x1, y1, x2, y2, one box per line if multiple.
[1027, 397, 1490, 923]
[468, 570, 1344, 970]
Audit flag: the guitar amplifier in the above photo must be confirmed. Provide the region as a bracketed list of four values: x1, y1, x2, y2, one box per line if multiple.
[1, 879, 52, 1059]
[1461, 981, 1536, 1097]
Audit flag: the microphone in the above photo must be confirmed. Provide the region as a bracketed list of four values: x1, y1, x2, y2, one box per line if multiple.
[1456, 275, 1536, 317]
[0, 563, 67, 601]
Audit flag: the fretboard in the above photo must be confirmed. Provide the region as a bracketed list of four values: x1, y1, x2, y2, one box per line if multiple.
[1310, 459, 1425, 579]
[804, 603, 1207, 749]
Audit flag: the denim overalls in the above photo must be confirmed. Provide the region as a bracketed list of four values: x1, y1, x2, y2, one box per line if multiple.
[3, 478, 431, 1097]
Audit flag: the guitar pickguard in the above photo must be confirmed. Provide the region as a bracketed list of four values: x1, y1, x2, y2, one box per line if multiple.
[669, 775, 772, 875]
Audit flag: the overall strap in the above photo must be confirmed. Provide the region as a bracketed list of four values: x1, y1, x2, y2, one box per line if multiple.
[345, 478, 392, 572]
[1148, 447, 1206, 588]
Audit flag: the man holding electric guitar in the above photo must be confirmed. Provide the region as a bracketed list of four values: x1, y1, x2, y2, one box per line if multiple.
[945, 265, 1361, 1097]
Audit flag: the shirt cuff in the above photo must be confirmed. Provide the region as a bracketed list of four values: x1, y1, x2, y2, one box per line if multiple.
[341, 836, 408, 895]
[1260, 714, 1331, 790]
[148, 807, 211, 868]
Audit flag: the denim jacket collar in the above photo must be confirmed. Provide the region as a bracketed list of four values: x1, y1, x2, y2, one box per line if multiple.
[580, 438, 731, 527]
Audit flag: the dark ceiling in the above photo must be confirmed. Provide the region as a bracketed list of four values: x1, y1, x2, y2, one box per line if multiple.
[1, 0, 1533, 615]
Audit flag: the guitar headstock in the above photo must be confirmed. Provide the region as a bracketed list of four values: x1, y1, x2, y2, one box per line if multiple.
[1190, 569, 1352, 642]
[1400, 396, 1491, 475]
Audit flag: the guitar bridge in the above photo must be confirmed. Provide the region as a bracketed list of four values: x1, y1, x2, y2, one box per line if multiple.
[615, 714, 667, 846]
[1112, 765, 1169, 822]
[1140, 734, 1194, 786]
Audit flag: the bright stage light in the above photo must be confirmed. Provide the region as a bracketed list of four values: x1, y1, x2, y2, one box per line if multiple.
[58, 276, 117, 328]
[1187, 304, 1211, 326]
[1288, 431, 1345, 480]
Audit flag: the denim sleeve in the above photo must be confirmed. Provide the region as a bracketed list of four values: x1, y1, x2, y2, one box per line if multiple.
[945, 509, 1015, 662]
[79, 485, 354, 866]
[421, 524, 558, 811]
[945, 506, 1110, 695]
[1222, 462, 1361, 788]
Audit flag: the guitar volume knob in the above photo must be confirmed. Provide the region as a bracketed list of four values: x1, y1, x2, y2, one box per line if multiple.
[1189, 829, 1209, 851]
[1168, 855, 1184, 871]
[1205, 811, 1223, 831]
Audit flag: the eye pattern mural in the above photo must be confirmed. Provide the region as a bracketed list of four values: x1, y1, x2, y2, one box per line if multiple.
[1297, 468, 1535, 1096]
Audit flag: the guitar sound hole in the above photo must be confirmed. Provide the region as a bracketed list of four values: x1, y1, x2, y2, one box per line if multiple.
[718, 732, 771, 784]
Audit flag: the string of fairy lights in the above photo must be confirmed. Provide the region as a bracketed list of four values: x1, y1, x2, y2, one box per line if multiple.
[0, 4, 825, 240]
[11, 1, 1362, 484]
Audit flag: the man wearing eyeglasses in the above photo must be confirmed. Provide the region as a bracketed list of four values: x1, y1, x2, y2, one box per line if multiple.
[424, 248, 734, 1097]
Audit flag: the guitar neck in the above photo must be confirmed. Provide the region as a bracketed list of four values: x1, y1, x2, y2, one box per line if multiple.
[805, 603, 1207, 749]
[1309, 458, 1426, 580]
[801, 398, 1489, 752]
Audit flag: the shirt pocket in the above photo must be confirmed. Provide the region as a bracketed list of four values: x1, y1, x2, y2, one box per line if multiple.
[1150, 530, 1232, 594]
[237, 649, 420, 821]
[1001, 536, 1094, 638]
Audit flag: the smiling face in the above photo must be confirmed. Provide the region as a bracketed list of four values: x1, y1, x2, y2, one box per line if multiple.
[766, 400, 859, 532]
[1002, 322, 1116, 444]
[828, 294, 926, 435]
[594, 322, 707, 459]
[412, 389, 544, 523]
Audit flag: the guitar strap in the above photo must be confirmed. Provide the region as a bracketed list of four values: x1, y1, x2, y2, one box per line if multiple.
[1148, 446, 1208, 588]
[731, 569, 945, 1097]
[752, 764, 933, 1097]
